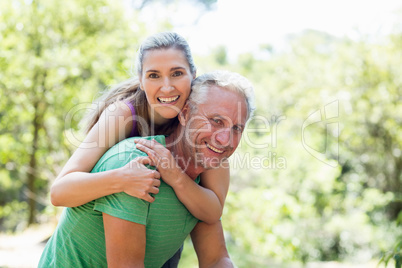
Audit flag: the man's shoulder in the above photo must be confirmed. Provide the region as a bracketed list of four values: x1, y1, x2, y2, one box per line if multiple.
[91, 135, 165, 173]
[115, 135, 166, 149]
[110, 135, 166, 158]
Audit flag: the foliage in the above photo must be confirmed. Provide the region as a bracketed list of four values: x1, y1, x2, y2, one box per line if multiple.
[379, 239, 402, 268]
[0, 0, 145, 229]
[204, 29, 402, 265]
[0, 0, 401, 267]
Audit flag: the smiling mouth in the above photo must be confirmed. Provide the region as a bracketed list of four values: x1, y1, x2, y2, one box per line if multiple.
[157, 95, 180, 104]
[205, 142, 224, 154]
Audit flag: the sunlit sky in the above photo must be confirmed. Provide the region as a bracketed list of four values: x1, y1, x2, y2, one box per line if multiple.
[139, 0, 402, 58]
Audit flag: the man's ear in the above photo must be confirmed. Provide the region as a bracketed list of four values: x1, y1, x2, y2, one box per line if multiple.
[179, 102, 190, 126]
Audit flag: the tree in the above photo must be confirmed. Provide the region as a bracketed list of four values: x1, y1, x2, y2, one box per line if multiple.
[202, 29, 402, 265]
[0, 0, 144, 228]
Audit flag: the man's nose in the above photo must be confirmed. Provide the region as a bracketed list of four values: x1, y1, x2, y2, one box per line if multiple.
[160, 77, 174, 93]
[215, 128, 231, 147]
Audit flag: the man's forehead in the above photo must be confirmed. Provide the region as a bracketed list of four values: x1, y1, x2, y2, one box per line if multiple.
[197, 86, 248, 123]
[203, 85, 243, 103]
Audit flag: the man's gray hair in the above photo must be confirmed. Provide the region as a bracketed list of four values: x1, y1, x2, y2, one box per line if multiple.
[189, 70, 256, 119]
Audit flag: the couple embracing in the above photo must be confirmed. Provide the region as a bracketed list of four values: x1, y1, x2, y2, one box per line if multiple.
[40, 32, 255, 268]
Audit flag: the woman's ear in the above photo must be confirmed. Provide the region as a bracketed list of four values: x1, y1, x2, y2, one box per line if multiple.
[179, 102, 190, 126]
[139, 76, 144, 91]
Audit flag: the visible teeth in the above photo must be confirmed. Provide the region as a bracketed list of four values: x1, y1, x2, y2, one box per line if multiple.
[158, 96, 179, 103]
[206, 143, 224, 154]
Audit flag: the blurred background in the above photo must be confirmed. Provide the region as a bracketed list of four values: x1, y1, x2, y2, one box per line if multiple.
[0, 0, 401, 267]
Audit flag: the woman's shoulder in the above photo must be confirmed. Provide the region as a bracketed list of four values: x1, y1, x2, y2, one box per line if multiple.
[103, 100, 133, 118]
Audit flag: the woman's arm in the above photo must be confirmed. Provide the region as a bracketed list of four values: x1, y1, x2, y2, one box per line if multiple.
[50, 102, 160, 207]
[134, 139, 230, 224]
[174, 165, 229, 224]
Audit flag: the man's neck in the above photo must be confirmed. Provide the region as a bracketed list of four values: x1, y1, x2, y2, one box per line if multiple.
[165, 133, 204, 180]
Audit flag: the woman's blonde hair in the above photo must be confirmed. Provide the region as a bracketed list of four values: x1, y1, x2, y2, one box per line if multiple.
[83, 32, 196, 136]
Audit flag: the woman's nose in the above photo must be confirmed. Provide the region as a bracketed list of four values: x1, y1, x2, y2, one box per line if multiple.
[160, 77, 174, 93]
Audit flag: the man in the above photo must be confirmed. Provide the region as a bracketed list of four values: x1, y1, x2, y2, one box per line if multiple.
[39, 70, 255, 267]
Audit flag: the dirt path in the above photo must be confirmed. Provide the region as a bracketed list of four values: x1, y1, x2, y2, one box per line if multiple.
[0, 224, 393, 268]
[0, 224, 53, 268]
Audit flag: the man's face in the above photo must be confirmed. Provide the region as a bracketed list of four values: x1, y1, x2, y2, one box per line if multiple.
[181, 86, 248, 170]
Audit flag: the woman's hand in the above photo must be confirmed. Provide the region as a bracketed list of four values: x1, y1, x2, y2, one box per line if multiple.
[133, 139, 184, 187]
[134, 139, 228, 224]
[117, 156, 161, 203]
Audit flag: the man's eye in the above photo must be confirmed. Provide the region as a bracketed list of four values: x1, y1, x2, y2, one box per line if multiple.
[149, 73, 159, 78]
[233, 126, 243, 133]
[211, 118, 222, 125]
[172, 71, 183, 77]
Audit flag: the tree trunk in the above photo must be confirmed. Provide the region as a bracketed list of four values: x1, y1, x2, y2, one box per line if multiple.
[27, 100, 41, 225]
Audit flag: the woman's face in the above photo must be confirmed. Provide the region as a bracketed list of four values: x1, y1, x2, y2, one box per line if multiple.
[139, 47, 194, 125]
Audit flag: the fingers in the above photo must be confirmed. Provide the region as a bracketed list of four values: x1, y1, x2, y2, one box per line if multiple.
[130, 177, 160, 203]
[153, 177, 161, 187]
[152, 170, 161, 179]
[142, 178, 160, 202]
[135, 143, 156, 157]
[135, 145, 161, 169]
[132, 156, 156, 167]
[148, 185, 160, 195]
[134, 139, 166, 155]
[123, 156, 163, 203]
[134, 138, 162, 149]
[142, 194, 155, 203]
[147, 178, 161, 197]
[129, 159, 160, 179]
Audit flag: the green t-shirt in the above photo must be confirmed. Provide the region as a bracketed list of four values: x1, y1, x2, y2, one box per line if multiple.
[38, 135, 200, 268]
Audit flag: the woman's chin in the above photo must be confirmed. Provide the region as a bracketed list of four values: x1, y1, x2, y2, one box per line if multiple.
[156, 107, 182, 119]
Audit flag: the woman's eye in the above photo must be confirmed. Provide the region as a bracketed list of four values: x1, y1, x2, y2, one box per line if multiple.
[149, 73, 159, 78]
[172, 71, 183, 77]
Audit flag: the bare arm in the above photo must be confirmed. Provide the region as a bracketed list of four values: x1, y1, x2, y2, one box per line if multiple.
[51, 102, 160, 207]
[134, 139, 230, 224]
[191, 221, 233, 268]
[173, 165, 229, 223]
[103, 212, 146, 268]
